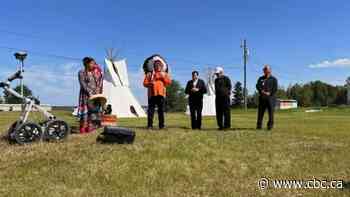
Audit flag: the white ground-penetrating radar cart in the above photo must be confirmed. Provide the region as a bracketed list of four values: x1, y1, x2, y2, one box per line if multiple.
[0, 69, 70, 145]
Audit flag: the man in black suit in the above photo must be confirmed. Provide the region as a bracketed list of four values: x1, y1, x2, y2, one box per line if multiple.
[185, 71, 207, 130]
[256, 65, 278, 130]
[214, 67, 232, 130]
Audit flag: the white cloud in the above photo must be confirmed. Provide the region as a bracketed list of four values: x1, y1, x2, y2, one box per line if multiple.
[1, 62, 81, 106]
[308, 58, 350, 68]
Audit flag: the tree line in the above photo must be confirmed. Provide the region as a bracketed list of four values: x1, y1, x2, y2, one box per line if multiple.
[232, 78, 350, 108]
[2, 85, 34, 104]
[169, 77, 350, 111]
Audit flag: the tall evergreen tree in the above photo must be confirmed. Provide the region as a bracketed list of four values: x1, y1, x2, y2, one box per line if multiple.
[166, 80, 187, 112]
[311, 81, 328, 106]
[346, 77, 350, 87]
[346, 77, 350, 105]
[334, 86, 347, 105]
[275, 87, 288, 99]
[232, 81, 243, 107]
[247, 91, 259, 108]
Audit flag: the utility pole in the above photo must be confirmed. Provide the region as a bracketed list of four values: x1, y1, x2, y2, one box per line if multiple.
[241, 39, 248, 111]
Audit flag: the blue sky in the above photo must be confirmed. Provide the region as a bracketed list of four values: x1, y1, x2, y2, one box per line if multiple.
[0, 0, 349, 105]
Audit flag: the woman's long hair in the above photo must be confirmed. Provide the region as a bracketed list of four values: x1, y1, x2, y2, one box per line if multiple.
[82, 57, 102, 73]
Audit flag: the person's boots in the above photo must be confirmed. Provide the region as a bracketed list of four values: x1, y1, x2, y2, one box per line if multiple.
[267, 124, 273, 130]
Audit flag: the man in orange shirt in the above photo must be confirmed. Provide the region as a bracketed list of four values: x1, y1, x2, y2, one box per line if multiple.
[143, 60, 172, 129]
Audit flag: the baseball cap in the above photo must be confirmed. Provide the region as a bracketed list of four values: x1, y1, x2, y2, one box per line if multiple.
[215, 67, 224, 74]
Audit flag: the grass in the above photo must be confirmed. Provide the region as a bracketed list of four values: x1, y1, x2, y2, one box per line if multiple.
[0, 108, 349, 197]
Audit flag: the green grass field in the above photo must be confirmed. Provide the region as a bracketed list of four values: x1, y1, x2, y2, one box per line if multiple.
[0, 108, 349, 197]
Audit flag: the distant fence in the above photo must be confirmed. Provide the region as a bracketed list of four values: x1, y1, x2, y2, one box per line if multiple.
[0, 104, 52, 112]
[52, 106, 75, 111]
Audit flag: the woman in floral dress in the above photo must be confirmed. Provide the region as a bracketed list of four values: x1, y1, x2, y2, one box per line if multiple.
[78, 57, 103, 134]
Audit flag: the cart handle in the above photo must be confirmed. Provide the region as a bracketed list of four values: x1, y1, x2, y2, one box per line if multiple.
[0, 82, 9, 88]
[7, 70, 23, 82]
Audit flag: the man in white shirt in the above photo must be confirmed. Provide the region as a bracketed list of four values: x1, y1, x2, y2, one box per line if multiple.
[185, 71, 207, 129]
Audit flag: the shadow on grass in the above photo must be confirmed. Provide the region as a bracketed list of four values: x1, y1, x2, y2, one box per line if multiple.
[227, 127, 257, 131]
[70, 125, 81, 134]
[127, 125, 257, 132]
[343, 181, 350, 190]
[0, 134, 9, 142]
[0, 134, 18, 146]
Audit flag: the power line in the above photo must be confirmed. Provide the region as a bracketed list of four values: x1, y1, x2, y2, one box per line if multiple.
[249, 54, 334, 81]
[119, 48, 242, 68]
[0, 45, 82, 61]
[0, 44, 243, 73]
[0, 29, 42, 40]
[0, 42, 329, 85]
[0, 29, 259, 81]
[0, 27, 244, 69]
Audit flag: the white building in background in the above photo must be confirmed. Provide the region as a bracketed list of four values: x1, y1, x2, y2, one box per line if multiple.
[275, 99, 298, 110]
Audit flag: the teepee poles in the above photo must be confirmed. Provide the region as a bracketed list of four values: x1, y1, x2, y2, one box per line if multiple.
[106, 48, 124, 86]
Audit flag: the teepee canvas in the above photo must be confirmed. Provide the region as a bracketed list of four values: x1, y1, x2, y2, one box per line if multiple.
[186, 69, 216, 116]
[103, 58, 146, 118]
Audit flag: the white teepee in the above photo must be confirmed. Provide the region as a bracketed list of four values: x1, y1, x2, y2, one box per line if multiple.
[186, 69, 216, 116]
[103, 58, 146, 118]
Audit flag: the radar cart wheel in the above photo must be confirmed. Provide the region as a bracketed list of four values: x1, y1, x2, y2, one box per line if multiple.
[14, 122, 42, 145]
[44, 120, 70, 141]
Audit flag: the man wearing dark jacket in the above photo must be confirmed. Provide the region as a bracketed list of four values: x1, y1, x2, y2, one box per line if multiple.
[256, 65, 278, 130]
[185, 71, 207, 129]
[214, 67, 232, 130]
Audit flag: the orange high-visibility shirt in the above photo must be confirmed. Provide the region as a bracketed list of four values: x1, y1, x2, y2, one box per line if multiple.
[143, 72, 172, 97]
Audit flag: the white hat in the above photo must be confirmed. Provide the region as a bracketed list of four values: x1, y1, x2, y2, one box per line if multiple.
[215, 66, 224, 74]
[147, 55, 168, 72]
[151, 56, 166, 67]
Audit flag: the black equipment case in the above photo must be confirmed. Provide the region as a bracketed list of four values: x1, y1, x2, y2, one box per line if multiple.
[97, 126, 135, 144]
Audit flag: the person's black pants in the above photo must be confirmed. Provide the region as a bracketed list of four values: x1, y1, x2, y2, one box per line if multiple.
[257, 96, 275, 129]
[147, 96, 165, 129]
[215, 96, 231, 129]
[189, 101, 203, 129]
